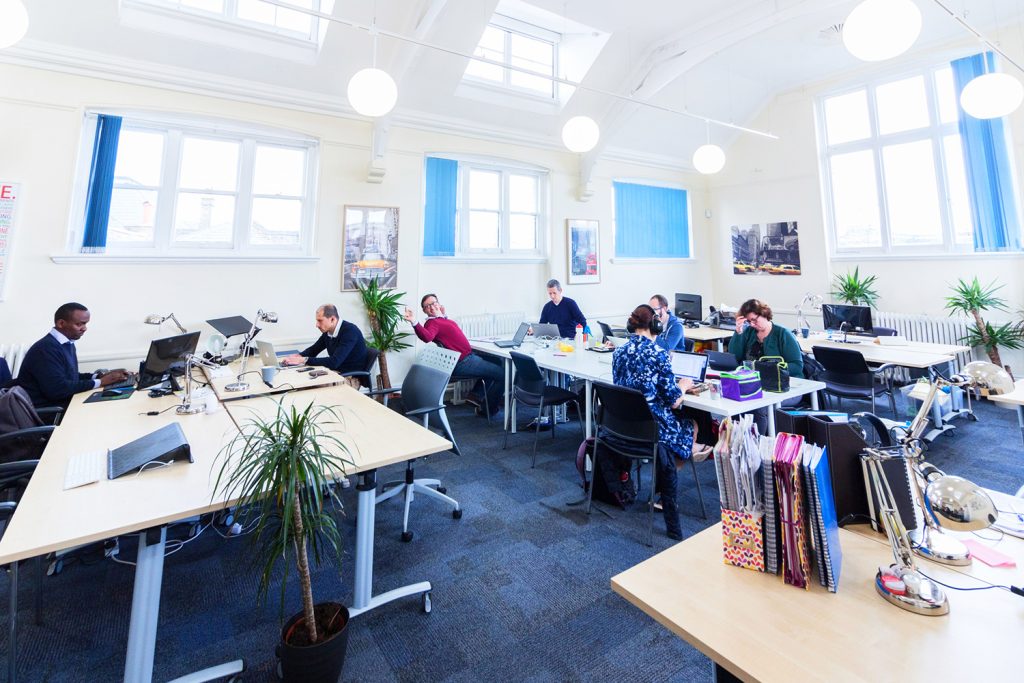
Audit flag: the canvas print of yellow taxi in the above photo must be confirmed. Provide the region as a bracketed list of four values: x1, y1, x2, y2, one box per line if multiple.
[730, 222, 800, 276]
[343, 205, 399, 290]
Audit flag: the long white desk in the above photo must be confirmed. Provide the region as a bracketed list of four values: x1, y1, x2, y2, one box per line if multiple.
[469, 340, 825, 437]
[798, 333, 958, 369]
[0, 383, 450, 682]
[204, 359, 343, 401]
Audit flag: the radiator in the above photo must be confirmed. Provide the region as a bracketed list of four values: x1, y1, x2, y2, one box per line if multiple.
[873, 311, 977, 369]
[0, 343, 27, 376]
[451, 312, 526, 338]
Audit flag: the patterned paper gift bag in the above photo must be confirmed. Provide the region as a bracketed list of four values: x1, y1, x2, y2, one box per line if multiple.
[721, 508, 765, 572]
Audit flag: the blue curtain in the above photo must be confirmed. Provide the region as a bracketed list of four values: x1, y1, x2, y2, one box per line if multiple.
[423, 156, 458, 256]
[613, 181, 690, 258]
[81, 115, 123, 253]
[951, 52, 1022, 252]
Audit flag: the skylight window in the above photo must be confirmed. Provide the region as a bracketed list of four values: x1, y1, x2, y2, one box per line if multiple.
[464, 15, 558, 99]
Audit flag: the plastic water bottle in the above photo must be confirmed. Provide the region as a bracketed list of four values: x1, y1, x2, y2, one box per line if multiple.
[574, 324, 583, 351]
[583, 324, 592, 346]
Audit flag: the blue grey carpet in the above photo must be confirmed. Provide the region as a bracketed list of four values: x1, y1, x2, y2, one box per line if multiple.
[1, 394, 1021, 682]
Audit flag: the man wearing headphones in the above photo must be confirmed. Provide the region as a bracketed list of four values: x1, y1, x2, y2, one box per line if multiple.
[649, 293, 686, 352]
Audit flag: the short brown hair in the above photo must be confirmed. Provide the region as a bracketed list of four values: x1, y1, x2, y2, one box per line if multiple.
[650, 294, 669, 309]
[420, 293, 438, 309]
[739, 299, 773, 321]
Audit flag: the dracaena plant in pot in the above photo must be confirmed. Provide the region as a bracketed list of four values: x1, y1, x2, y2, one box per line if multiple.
[945, 277, 1023, 375]
[215, 400, 355, 682]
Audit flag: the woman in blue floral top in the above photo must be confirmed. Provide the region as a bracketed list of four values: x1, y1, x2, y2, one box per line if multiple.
[611, 304, 696, 539]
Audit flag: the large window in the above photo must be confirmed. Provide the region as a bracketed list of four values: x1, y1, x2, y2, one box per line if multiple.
[127, 0, 324, 41]
[74, 113, 317, 256]
[423, 156, 547, 258]
[818, 61, 1019, 255]
[464, 15, 558, 98]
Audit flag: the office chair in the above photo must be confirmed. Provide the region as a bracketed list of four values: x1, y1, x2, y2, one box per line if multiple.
[367, 361, 462, 542]
[874, 326, 898, 337]
[341, 347, 380, 390]
[705, 350, 739, 372]
[587, 383, 706, 546]
[503, 351, 583, 467]
[812, 345, 899, 416]
[684, 338, 695, 353]
[0, 387, 61, 463]
[0, 358, 11, 388]
[0, 460, 40, 683]
[422, 344, 496, 423]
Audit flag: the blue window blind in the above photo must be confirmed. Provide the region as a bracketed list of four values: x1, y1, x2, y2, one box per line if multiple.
[423, 156, 458, 256]
[613, 181, 690, 258]
[81, 114, 122, 253]
[951, 52, 1022, 252]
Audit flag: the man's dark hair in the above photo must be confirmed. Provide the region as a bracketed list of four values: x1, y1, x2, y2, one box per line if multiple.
[651, 294, 669, 309]
[54, 302, 88, 324]
[420, 293, 438, 308]
[318, 304, 339, 319]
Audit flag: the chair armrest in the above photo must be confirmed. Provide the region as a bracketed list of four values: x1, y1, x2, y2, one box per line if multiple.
[36, 406, 64, 425]
[364, 387, 400, 397]
[340, 370, 370, 378]
[404, 405, 445, 418]
[0, 426, 54, 444]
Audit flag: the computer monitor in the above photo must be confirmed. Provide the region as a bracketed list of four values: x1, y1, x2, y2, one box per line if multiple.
[675, 293, 703, 322]
[821, 304, 874, 335]
[138, 332, 201, 390]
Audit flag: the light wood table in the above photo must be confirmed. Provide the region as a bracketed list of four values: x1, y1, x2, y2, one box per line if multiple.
[987, 378, 1024, 445]
[0, 383, 451, 682]
[798, 334, 955, 369]
[611, 524, 1022, 682]
[204, 359, 342, 401]
[685, 325, 736, 344]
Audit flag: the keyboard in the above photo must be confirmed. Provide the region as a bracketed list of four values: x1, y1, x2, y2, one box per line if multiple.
[106, 372, 138, 390]
[64, 450, 109, 490]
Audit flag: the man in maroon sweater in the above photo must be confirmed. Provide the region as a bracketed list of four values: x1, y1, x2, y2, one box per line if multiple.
[404, 293, 504, 416]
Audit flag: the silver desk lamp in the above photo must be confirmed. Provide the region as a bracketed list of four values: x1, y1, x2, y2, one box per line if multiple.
[143, 313, 187, 335]
[795, 292, 822, 334]
[224, 309, 278, 393]
[176, 354, 221, 415]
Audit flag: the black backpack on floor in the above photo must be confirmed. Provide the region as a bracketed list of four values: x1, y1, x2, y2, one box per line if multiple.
[575, 437, 637, 509]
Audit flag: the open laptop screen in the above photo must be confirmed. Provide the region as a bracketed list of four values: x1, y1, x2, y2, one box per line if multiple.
[670, 351, 709, 382]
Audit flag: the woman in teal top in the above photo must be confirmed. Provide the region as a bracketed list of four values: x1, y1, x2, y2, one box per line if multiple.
[728, 299, 804, 378]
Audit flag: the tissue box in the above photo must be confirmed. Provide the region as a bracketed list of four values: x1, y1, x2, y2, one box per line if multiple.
[720, 368, 764, 401]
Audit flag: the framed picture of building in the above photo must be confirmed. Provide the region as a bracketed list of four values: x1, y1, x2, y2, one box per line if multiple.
[730, 221, 801, 275]
[342, 205, 399, 291]
[567, 219, 600, 284]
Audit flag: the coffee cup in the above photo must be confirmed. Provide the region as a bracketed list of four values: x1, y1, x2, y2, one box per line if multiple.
[261, 366, 278, 384]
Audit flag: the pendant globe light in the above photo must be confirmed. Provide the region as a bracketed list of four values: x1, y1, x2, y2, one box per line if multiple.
[561, 116, 600, 153]
[960, 71, 1024, 120]
[692, 122, 725, 175]
[843, 0, 922, 62]
[0, 0, 29, 50]
[346, 23, 398, 118]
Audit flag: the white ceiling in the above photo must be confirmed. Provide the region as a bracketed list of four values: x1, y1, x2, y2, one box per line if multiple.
[6, 0, 1024, 168]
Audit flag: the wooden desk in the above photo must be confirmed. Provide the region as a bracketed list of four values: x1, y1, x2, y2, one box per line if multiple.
[987, 379, 1024, 445]
[204, 360, 342, 400]
[611, 524, 1021, 682]
[798, 335, 955, 369]
[685, 326, 735, 345]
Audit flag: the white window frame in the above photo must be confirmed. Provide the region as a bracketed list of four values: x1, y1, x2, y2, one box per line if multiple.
[463, 14, 559, 100]
[126, 0, 324, 43]
[816, 62, 1018, 258]
[66, 112, 318, 260]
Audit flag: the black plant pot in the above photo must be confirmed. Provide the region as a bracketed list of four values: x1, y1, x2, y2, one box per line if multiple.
[278, 602, 350, 683]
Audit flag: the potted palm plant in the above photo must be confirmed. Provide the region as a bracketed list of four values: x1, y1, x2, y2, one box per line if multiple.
[831, 266, 880, 307]
[356, 276, 412, 390]
[215, 400, 356, 682]
[945, 277, 1023, 374]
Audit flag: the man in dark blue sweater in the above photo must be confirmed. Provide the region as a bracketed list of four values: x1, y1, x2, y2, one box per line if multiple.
[537, 279, 587, 338]
[19, 302, 130, 408]
[283, 304, 368, 374]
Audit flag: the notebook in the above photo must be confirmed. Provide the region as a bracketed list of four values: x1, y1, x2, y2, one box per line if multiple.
[256, 340, 283, 368]
[493, 322, 530, 348]
[530, 323, 562, 339]
[670, 351, 709, 386]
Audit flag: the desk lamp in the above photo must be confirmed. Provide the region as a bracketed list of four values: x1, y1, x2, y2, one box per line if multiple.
[177, 354, 221, 415]
[795, 293, 822, 336]
[224, 309, 278, 393]
[144, 313, 187, 335]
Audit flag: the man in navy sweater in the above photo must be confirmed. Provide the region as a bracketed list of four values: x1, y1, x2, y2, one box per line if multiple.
[19, 302, 129, 408]
[537, 279, 587, 338]
[282, 304, 368, 374]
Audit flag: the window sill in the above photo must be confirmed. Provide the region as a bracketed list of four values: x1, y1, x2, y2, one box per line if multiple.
[50, 254, 319, 265]
[831, 251, 1024, 262]
[422, 256, 547, 265]
[610, 257, 695, 264]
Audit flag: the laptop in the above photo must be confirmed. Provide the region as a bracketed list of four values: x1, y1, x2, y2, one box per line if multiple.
[494, 322, 530, 348]
[530, 323, 562, 339]
[670, 351, 709, 388]
[256, 340, 283, 368]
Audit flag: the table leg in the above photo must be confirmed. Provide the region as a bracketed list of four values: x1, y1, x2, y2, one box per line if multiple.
[349, 470, 431, 618]
[585, 379, 593, 438]
[1018, 406, 1024, 446]
[810, 389, 819, 410]
[767, 407, 776, 436]
[503, 357, 512, 433]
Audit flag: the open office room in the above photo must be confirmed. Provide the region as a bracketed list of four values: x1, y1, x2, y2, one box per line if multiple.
[0, 1, 1023, 681]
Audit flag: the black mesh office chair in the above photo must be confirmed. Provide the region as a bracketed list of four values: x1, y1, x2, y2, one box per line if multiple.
[0, 460, 39, 683]
[587, 383, 705, 546]
[341, 347, 380, 389]
[683, 338, 695, 352]
[368, 362, 462, 542]
[812, 345, 898, 416]
[705, 350, 739, 372]
[503, 351, 582, 468]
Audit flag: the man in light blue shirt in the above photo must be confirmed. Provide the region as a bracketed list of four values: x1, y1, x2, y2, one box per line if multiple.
[650, 294, 686, 352]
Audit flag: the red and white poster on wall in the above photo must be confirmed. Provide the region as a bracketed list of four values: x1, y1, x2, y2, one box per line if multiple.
[0, 181, 20, 302]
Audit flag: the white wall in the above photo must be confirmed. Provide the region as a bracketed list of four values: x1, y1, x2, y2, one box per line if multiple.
[0, 63, 709, 377]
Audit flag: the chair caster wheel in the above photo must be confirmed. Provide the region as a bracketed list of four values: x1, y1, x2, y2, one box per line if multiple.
[452, 508, 463, 520]
[422, 591, 432, 613]
[437, 486, 447, 494]
[401, 531, 414, 543]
